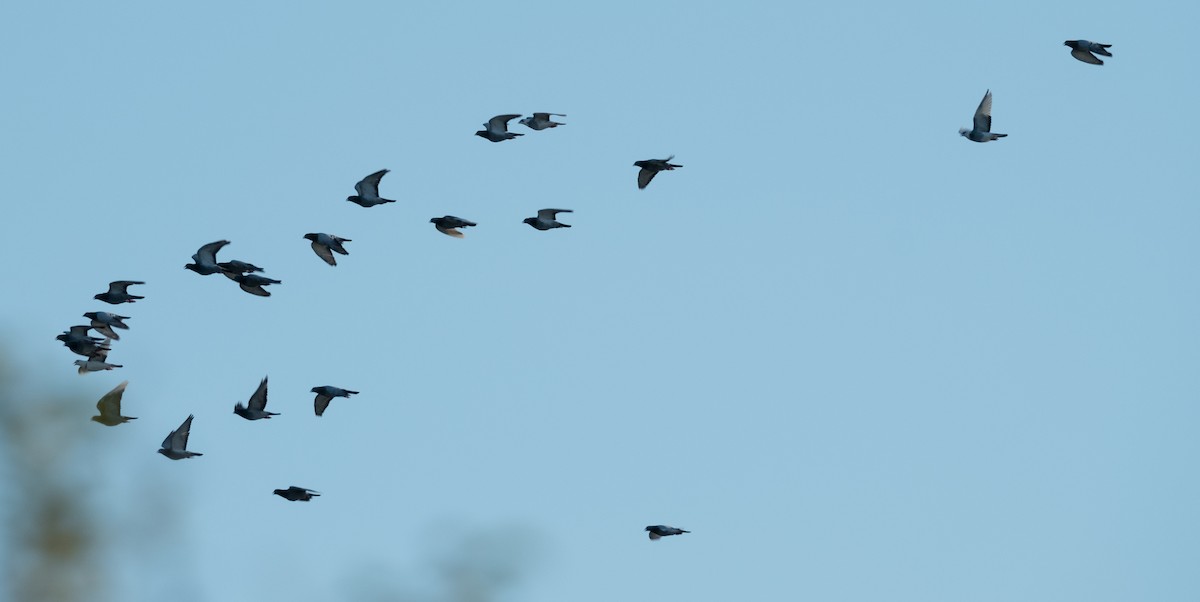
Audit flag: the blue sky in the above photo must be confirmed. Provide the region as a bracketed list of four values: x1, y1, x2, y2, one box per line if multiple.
[2, 0, 1198, 600]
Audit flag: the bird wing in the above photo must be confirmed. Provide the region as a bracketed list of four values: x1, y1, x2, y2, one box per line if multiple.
[239, 282, 271, 297]
[355, 169, 389, 198]
[637, 168, 657, 189]
[533, 112, 565, 120]
[249, 376, 269, 411]
[196, 240, 231, 264]
[314, 394, 332, 416]
[1070, 48, 1103, 65]
[648, 531, 662, 540]
[436, 224, 465, 238]
[96, 381, 128, 419]
[487, 114, 521, 134]
[311, 241, 337, 266]
[537, 208, 572, 221]
[973, 90, 993, 133]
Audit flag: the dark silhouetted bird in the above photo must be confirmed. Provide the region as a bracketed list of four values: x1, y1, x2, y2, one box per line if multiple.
[94, 281, 145, 304]
[645, 525, 690, 540]
[1064, 40, 1112, 65]
[185, 240, 232, 275]
[475, 114, 523, 142]
[960, 90, 1007, 142]
[92, 381, 136, 426]
[304, 233, 351, 266]
[347, 169, 397, 207]
[233, 273, 281, 297]
[274, 486, 320, 501]
[58, 325, 101, 346]
[634, 156, 683, 189]
[158, 414, 202, 460]
[519, 113, 566, 130]
[523, 208, 573, 230]
[234, 376, 278, 420]
[312, 386, 359, 417]
[430, 216, 477, 238]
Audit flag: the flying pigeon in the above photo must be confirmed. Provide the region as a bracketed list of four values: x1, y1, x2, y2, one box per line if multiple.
[234, 376, 278, 420]
[346, 169, 397, 207]
[218, 259, 265, 281]
[84, 311, 130, 340]
[75, 344, 121, 374]
[634, 156, 683, 189]
[645, 525, 690, 540]
[959, 90, 1007, 142]
[1064, 40, 1113, 65]
[303, 233, 351, 266]
[311, 386, 359, 417]
[274, 486, 321, 502]
[185, 240, 232, 275]
[58, 325, 102, 346]
[92, 381, 136, 426]
[94, 281, 145, 304]
[519, 113, 566, 130]
[523, 208, 573, 230]
[475, 114, 524, 142]
[158, 414, 202, 460]
[233, 273, 281, 297]
[59, 330, 109, 357]
[430, 216, 477, 238]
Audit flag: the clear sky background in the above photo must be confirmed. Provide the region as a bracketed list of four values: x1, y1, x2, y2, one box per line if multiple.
[2, 0, 1198, 600]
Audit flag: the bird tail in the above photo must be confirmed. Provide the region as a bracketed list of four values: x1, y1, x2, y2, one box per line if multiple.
[992, 133, 1008, 139]
[561, 224, 572, 228]
[1096, 45, 1112, 56]
[131, 295, 145, 300]
[346, 390, 360, 395]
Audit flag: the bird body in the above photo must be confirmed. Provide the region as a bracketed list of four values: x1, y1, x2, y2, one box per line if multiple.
[475, 114, 524, 142]
[645, 525, 690, 540]
[1064, 40, 1112, 65]
[430, 216, 477, 238]
[94, 281, 145, 304]
[234, 376, 278, 420]
[959, 90, 1007, 142]
[634, 156, 682, 189]
[519, 112, 566, 130]
[92, 381, 136, 426]
[274, 486, 320, 501]
[523, 208, 573, 230]
[158, 415, 202, 459]
[303, 233, 351, 266]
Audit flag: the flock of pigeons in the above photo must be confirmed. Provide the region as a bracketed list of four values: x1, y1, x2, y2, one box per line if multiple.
[50, 37, 1111, 535]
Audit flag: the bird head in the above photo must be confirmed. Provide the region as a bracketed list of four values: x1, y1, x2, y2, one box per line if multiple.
[303, 233, 317, 242]
[522, 217, 537, 226]
[92, 293, 104, 301]
[958, 128, 970, 137]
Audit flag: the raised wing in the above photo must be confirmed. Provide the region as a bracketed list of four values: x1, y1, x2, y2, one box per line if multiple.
[537, 208, 572, 221]
[487, 114, 521, 135]
[973, 90, 993, 133]
[109, 281, 143, 294]
[249, 376, 269, 411]
[96, 381, 128, 419]
[195, 240, 231, 264]
[355, 169, 389, 198]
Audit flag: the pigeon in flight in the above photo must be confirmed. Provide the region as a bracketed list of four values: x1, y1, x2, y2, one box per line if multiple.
[84, 311, 130, 340]
[519, 113, 566, 130]
[185, 240, 232, 275]
[311, 386, 359, 417]
[634, 156, 683, 189]
[1064, 40, 1113, 65]
[75, 345, 121, 374]
[274, 486, 321, 502]
[234, 376, 278, 420]
[430, 216, 477, 238]
[645, 525, 690, 540]
[92, 381, 136, 426]
[475, 114, 524, 142]
[158, 414, 202, 460]
[959, 90, 1007, 142]
[58, 325, 102, 346]
[347, 169, 397, 207]
[233, 273, 281, 297]
[59, 334, 108, 358]
[218, 259, 265, 281]
[94, 281, 145, 304]
[523, 208, 573, 230]
[303, 233, 351, 266]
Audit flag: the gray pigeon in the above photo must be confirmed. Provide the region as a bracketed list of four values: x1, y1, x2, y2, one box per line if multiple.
[645, 525, 690, 540]
[303, 233, 351, 266]
[60, 335, 108, 358]
[475, 114, 524, 142]
[58, 325, 102, 346]
[347, 169, 397, 207]
[634, 156, 683, 189]
[92, 381, 136, 426]
[94, 281, 145, 304]
[233, 273, 281, 297]
[84, 311, 130, 340]
[218, 259, 265, 281]
[523, 208, 573, 230]
[185, 240, 232, 275]
[274, 486, 320, 502]
[158, 414, 202, 460]
[234, 376, 278, 420]
[430, 216, 477, 238]
[311, 386, 359, 417]
[519, 113, 566, 130]
[1064, 40, 1112, 65]
[75, 344, 121, 374]
[959, 90, 1007, 142]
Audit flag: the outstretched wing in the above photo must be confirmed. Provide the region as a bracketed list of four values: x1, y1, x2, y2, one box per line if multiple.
[973, 90, 993, 133]
[537, 208, 572, 221]
[487, 114, 521, 134]
[355, 169, 389, 198]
